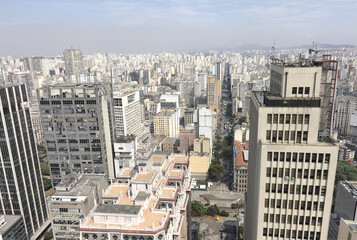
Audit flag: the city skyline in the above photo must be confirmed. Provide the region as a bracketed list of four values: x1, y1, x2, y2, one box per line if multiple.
[1, 0, 356, 57]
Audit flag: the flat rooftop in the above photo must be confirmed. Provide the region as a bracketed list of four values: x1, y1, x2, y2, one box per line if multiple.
[0, 215, 23, 234]
[94, 204, 141, 215]
[253, 92, 320, 108]
[52, 173, 106, 197]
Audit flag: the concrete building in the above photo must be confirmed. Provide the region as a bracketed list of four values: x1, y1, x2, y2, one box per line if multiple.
[190, 155, 210, 182]
[184, 108, 194, 127]
[113, 135, 137, 174]
[153, 110, 179, 138]
[63, 48, 84, 81]
[197, 105, 214, 151]
[193, 136, 210, 155]
[334, 95, 357, 136]
[245, 61, 338, 240]
[160, 137, 180, 153]
[48, 173, 108, 240]
[338, 142, 355, 161]
[206, 76, 219, 112]
[0, 215, 27, 240]
[37, 83, 115, 185]
[0, 84, 49, 239]
[179, 127, 196, 154]
[234, 126, 249, 193]
[31, 104, 44, 144]
[80, 154, 191, 240]
[337, 218, 357, 240]
[113, 90, 142, 138]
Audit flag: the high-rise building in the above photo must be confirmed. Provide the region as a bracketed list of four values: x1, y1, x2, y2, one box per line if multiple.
[63, 48, 84, 80]
[48, 173, 108, 240]
[206, 76, 219, 112]
[337, 218, 357, 240]
[334, 95, 357, 136]
[37, 83, 115, 185]
[245, 61, 338, 240]
[79, 154, 191, 240]
[113, 90, 141, 138]
[0, 215, 27, 240]
[153, 110, 179, 138]
[0, 84, 49, 239]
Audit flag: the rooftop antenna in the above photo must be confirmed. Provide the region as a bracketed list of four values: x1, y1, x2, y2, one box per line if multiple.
[309, 41, 320, 59]
[270, 40, 276, 61]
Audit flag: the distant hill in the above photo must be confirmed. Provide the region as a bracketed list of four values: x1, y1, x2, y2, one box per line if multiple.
[286, 43, 356, 49]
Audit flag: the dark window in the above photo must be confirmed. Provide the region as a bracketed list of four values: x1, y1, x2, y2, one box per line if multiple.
[298, 87, 303, 94]
[267, 114, 272, 124]
[292, 87, 297, 94]
[305, 87, 310, 95]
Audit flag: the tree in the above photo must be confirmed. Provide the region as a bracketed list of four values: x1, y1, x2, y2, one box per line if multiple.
[221, 146, 233, 159]
[220, 210, 229, 217]
[335, 161, 357, 184]
[209, 164, 224, 182]
[206, 204, 220, 216]
[44, 230, 53, 240]
[211, 158, 221, 165]
[42, 177, 52, 191]
[191, 201, 205, 217]
[40, 163, 50, 176]
[37, 144, 46, 155]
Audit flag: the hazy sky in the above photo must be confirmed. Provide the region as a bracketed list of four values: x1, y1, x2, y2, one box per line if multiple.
[1, 0, 356, 57]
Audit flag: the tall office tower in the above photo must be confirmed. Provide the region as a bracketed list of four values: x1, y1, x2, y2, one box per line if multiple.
[216, 62, 223, 98]
[113, 90, 141, 138]
[23, 56, 48, 75]
[334, 95, 357, 136]
[37, 83, 115, 185]
[63, 48, 84, 80]
[206, 76, 219, 112]
[245, 61, 338, 240]
[153, 110, 179, 138]
[0, 84, 49, 239]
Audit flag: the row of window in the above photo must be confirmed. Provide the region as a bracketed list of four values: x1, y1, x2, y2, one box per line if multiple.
[40, 100, 97, 105]
[267, 167, 328, 180]
[267, 114, 310, 124]
[266, 183, 327, 196]
[267, 152, 330, 163]
[263, 228, 320, 239]
[265, 198, 324, 211]
[264, 214, 322, 226]
[266, 130, 308, 143]
[292, 87, 310, 95]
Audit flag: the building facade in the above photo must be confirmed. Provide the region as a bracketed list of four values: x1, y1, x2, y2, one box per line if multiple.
[153, 110, 179, 138]
[113, 90, 142, 138]
[48, 173, 108, 240]
[80, 154, 191, 240]
[0, 84, 49, 239]
[63, 48, 84, 80]
[0, 215, 27, 240]
[37, 83, 115, 185]
[245, 62, 338, 240]
[206, 76, 219, 112]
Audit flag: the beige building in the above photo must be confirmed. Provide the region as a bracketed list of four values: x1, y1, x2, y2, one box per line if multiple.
[160, 137, 180, 153]
[245, 61, 338, 240]
[184, 108, 194, 127]
[153, 110, 179, 137]
[193, 136, 211, 154]
[207, 76, 219, 112]
[337, 218, 357, 240]
[190, 155, 210, 181]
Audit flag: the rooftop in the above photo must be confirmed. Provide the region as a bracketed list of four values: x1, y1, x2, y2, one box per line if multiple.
[52, 173, 106, 197]
[0, 215, 23, 234]
[94, 204, 141, 215]
[254, 91, 321, 108]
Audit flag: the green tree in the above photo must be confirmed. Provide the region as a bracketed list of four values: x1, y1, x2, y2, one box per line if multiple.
[40, 163, 50, 176]
[44, 230, 53, 240]
[37, 144, 46, 154]
[206, 204, 220, 216]
[191, 201, 205, 217]
[221, 146, 233, 159]
[220, 210, 229, 217]
[42, 177, 52, 191]
[335, 161, 357, 184]
[208, 164, 224, 182]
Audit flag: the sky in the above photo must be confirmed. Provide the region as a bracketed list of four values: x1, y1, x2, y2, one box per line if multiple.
[0, 0, 356, 57]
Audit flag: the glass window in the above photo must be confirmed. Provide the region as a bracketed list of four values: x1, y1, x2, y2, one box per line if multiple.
[305, 87, 310, 95]
[292, 87, 297, 94]
[267, 114, 272, 124]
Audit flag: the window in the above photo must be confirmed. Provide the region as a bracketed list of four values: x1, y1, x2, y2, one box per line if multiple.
[312, 153, 317, 162]
[265, 199, 269, 207]
[280, 152, 285, 161]
[304, 169, 309, 179]
[293, 153, 298, 162]
[272, 130, 277, 142]
[283, 200, 287, 209]
[273, 114, 278, 124]
[279, 168, 284, 177]
[296, 131, 302, 143]
[274, 152, 278, 161]
[286, 114, 291, 123]
[307, 201, 312, 210]
[309, 186, 313, 195]
[305, 87, 310, 95]
[284, 131, 289, 141]
[266, 130, 271, 141]
[290, 131, 296, 141]
[266, 167, 271, 177]
[267, 114, 272, 124]
[278, 184, 282, 193]
[271, 199, 275, 208]
[276, 214, 280, 223]
[323, 170, 328, 179]
[270, 214, 274, 223]
[266, 183, 270, 192]
[267, 152, 272, 161]
[301, 201, 306, 210]
[304, 114, 310, 124]
[318, 154, 324, 163]
[303, 131, 308, 141]
[285, 168, 290, 177]
[289, 200, 293, 209]
[301, 185, 306, 194]
[264, 213, 268, 222]
[298, 114, 303, 124]
[279, 131, 283, 141]
[325, 154, 330, 163]
[284, 185, 288, 193]
[287, 215, 292, 224]
[292, 114, 297, 124]
[291, 184, 296, 194]
[292, 87, 297, 94]
[310, 169, 315, 179]
[305, 153, 311, 162]
[321, 187, 326, 196]
[313, 202, 318, 211]
[286, 152, 292, 162]
[277, 200, 281, 208]
[297, 169, 302, 178]
[279, 114, 284, 124]
[273, 168, 277, 177]
[299, 87, 303, 94]
[299, 153, 304, 162]
[263, 228, 267, 236]
[320, 202, 325, 211]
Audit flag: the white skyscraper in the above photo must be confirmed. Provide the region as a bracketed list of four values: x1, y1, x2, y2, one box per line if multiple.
[245, 60, 338, 240]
